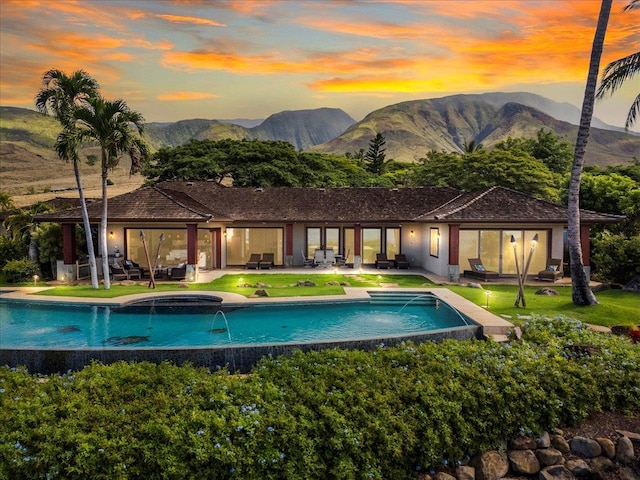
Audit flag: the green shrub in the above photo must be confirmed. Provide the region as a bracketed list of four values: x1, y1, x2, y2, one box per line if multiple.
[592, 232, 640, 284]
[1, 258, 40, 283]
[0, 236, 28, 269]
[0, 317, 637, 479]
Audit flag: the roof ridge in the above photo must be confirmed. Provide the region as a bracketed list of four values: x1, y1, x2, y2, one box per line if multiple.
[434, 186, 498, 219]
[153, 186, 214, 220]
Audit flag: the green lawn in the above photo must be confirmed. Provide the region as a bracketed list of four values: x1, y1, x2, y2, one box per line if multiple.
[25, 273, 639, 327]
[448, 284, 639, 327]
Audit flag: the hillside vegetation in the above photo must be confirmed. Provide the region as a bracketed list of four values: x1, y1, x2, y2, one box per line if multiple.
[311, 95, 640, 164]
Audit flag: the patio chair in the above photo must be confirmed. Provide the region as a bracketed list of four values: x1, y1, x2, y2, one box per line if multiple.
[301, 249, 314, 268]
[394, 254, 410, 269]
[375, 253, 392, 269]
[259, 253, 275, 269]
[314, 249, 332, 268]
[109, 263, 129, 281]
[538, 258, 563, 282]
[464, 258, 499, 281]
[123, 259, 143, 279]
[246, 253, 261, 269]
[170, 264, 186, 280]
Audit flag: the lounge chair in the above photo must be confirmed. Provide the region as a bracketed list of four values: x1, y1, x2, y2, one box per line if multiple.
[123, 259, 143, 279]
[109, 263, 129, 281]
[170, 264, 186, 281]
[464, 258, 499, 281]
[259, 253, 275, 269]
[375, 253, 392, 269]
[538, 258, 563, 282]
[246, 253, 261, 269]
[394, 254, 410, 269]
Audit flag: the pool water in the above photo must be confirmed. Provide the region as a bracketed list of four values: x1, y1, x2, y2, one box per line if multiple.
[0, 296, 470, 349]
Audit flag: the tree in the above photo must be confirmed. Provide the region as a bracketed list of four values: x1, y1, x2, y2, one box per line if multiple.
[413, 149, 558, 200]
[365, 133, 386, 175]
[72, 96, 147, 289]
[567, 0, 612, 306]
[35, 69, 101, 289]
[596, 0, 640, 129]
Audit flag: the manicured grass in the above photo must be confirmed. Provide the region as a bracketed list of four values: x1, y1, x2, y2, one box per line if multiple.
[32, 273, 433, 298]
[448, 284, 639, 327]
[25, 273, 638, 327]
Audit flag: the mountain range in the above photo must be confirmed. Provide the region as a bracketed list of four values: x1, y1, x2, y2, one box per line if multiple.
[1, 92, 638, 204]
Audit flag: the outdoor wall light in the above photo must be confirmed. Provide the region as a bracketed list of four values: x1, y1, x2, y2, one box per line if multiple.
[109, 231, 114, 239]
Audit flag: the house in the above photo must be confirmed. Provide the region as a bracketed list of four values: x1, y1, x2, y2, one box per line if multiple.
[36, 181, 623, 282]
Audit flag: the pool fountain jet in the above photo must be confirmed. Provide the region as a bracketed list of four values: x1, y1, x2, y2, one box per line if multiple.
[210, 310, 232, 342]
[209, 310, 235, 371]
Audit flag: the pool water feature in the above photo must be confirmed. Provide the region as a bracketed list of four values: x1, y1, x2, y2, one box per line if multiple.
[0, 292, 481, 373]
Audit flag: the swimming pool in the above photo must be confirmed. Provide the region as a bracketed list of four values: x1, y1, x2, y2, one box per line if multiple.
[0, 292, 482, 373]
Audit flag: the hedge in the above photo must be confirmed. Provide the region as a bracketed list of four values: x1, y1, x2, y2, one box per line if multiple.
[0, 316, 638, 479]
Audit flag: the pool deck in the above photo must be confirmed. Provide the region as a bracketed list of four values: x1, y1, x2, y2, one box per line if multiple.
[0, 267, 517, 340]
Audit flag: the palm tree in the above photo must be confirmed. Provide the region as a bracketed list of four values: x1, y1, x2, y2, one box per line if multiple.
[596, 0, 639, 130]
[35, 69, 101, 289]
[462, 139, 484, 153]
[567, 0, 612, 306]
[72, 96, 147, 289]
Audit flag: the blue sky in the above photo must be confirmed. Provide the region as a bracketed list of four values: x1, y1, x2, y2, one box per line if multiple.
[0, 0, 637, 130]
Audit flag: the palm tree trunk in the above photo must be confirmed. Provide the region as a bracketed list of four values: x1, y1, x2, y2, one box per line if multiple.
[100, 150, 111, 289]
[73, 159, 99, 289]
[568, 0, 612, 306]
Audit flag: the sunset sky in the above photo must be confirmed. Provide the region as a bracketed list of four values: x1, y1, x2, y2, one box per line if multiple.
[0, 0, 638, 130]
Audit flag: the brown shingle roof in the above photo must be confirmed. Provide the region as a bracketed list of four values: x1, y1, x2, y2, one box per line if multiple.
[423, 186, 623, 223]
[35, 182, 624, 225]
[159, 181, 461, 222]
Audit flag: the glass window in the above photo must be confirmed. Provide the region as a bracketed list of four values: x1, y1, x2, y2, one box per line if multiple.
[479, 230, 500, 272]
[126, 228, 186, 269]
[226, 228, 283, 266]
[306, 228, 321, 257]
[429, 228, 440, 257]
[343, 228, 354, 263]
[458, 230, 479, 269]
[386, 228, 400, 258]
[362, 228, 381, 264]
[197, 229, 213, 270]
[325, 228, 340, 253]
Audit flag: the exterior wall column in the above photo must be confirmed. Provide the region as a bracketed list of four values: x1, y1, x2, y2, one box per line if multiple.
[212, 228, 221, 269]
[58, 223, 78, 281]
[448, 224, 460, 282]
[186, 223, 198, 281]
[353, 224, 362, 269]
[285, 223, 294, 267]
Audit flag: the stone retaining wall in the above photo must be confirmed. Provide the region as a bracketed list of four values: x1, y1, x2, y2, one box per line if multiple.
[417, 428, 639, 480]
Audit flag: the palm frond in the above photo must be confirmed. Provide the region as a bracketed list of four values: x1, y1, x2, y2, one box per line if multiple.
[597, 51, 640, 98]
[626, 93, 640, 129]
[624, 0, 639, 12]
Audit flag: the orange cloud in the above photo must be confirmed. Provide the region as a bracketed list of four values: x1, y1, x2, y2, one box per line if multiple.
[156, 14, 226, 27]
[157, 91, 218, 101]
